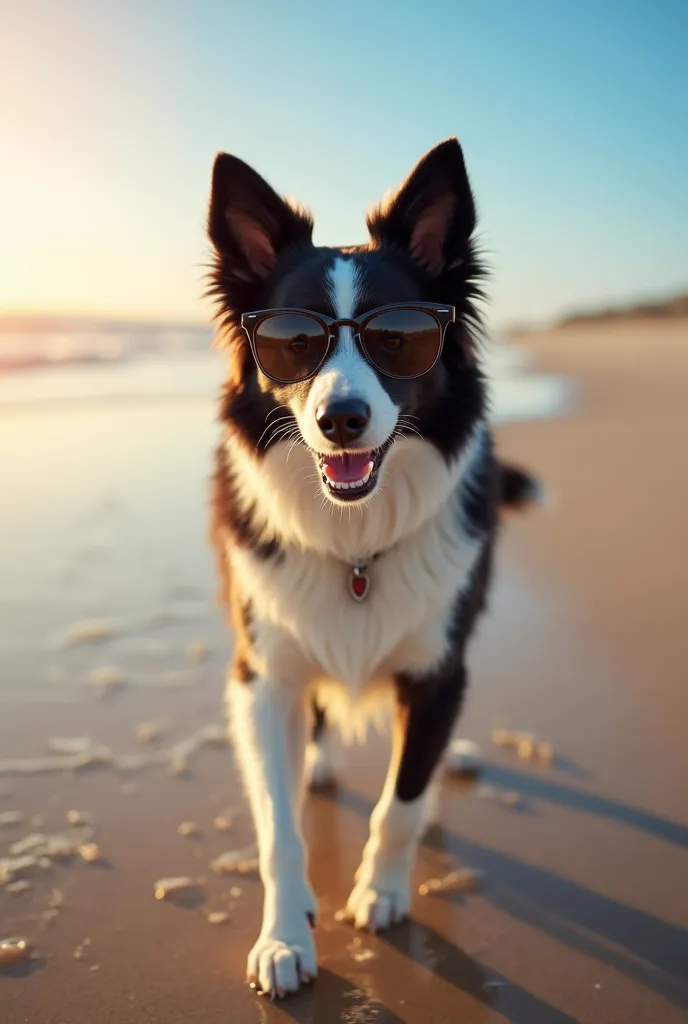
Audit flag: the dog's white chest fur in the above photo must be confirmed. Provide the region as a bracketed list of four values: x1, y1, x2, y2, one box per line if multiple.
[225, 430, 485, 692]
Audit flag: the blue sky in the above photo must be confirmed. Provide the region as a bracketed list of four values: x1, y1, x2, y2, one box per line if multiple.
[1, 0, 686, 327]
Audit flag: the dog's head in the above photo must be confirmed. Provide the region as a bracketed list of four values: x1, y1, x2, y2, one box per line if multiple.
[207, 139, 486, 508]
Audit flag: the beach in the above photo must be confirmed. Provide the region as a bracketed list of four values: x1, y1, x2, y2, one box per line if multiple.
[1, 321, 687, 1024]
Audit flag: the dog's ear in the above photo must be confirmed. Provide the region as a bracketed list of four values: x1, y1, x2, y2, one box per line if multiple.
[208, 154, 313, 283]
[367, 138, 476, 276]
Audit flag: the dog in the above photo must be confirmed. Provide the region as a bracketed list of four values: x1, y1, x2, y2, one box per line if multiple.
[206, 138, 540, 998]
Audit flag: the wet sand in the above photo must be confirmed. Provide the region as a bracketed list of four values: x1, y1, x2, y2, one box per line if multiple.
[2, 325, 688, 1023]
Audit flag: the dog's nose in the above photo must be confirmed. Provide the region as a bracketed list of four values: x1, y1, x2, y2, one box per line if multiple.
[316, 399, 371, 446]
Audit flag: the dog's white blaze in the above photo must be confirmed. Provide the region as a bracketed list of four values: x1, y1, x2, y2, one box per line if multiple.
[328, 254, 359, 319]
[295, 256, 399, 453]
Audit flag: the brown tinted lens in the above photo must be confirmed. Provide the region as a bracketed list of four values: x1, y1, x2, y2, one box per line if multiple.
[254, 314, 328, 382]
[362, 309, 441, 377]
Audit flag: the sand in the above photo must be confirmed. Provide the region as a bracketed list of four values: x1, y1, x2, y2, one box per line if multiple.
[1, 322, 687, 1023]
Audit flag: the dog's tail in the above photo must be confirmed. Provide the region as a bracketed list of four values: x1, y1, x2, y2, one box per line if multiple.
[498, 461, 545, 512]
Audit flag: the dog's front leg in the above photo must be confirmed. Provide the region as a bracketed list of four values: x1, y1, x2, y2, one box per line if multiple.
[228, 676, 316, 997]
[346, 665, 466, 931]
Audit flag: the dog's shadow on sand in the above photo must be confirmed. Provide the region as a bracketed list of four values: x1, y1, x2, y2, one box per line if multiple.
[261, 911, 580, 1024]
[260, 779, 688, 1024]
[479, 762, 688, 848]
[262, 944, 580, 1024]
[257, 968, 409, 1024]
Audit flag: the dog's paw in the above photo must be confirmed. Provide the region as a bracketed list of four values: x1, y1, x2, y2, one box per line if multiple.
[247, 881, 317, 1000]
[344, 873, 411, 932]
[247, 923, 317, 999]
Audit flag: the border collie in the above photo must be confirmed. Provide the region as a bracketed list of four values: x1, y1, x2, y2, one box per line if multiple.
[207, 138, 540, 998]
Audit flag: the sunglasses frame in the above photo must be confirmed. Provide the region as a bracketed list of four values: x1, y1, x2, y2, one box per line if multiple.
[240, 302, 456, 384]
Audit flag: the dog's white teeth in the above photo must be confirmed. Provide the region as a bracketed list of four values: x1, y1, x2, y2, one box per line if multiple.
[326, 467, 375, 493]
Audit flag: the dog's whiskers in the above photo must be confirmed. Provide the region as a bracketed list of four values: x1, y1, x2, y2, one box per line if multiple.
[264, 405, 293, 424]
[256, 421, 292, 449]
[397, 414, 422, 430]
[286, 435, 306, 463]
[272, 423, 298, 438]
[256, 408, 298, 449]
[270, 423, 300, 445]
[395, 418, 422, 439]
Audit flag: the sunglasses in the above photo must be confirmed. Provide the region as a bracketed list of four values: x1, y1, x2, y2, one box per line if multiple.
[240, 302, 455, 384]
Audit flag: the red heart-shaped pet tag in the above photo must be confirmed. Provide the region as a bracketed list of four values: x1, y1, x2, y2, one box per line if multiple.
[350, 570, 369, 601]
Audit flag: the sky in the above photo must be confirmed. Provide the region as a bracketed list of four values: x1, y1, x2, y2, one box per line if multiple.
[1, 0, 686, 328]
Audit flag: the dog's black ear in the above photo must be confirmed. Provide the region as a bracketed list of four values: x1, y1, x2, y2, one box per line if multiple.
[367, 138, 476, 276]
[208, 154, 313, 282]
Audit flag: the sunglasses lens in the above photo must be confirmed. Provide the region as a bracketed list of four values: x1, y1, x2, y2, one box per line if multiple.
[254, 314, 328, 382]
[363, 309, 442, 377]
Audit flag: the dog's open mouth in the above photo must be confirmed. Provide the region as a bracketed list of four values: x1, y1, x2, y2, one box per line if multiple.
[318, 447, 387, 502]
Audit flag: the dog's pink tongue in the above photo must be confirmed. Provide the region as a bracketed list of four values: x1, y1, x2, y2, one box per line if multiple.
[321, 452, 374, 483]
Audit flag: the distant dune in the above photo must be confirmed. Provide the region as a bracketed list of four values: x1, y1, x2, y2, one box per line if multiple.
[556, 291, 688, 328]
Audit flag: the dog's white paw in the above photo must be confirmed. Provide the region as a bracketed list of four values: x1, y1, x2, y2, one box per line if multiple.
[247, 924, 317, 999]
[345, 870, 411, 932]
[247, 878, 318, 998]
